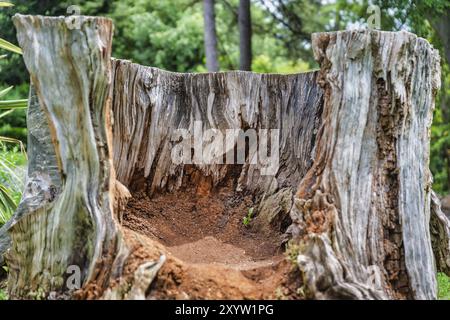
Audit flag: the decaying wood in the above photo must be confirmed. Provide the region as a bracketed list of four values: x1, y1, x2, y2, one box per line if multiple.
[430, 192, 450, 275]
[291, 30, 441, 300]
[111, 59, 323, 232]
[0, 15, 447, 300]
[102, 255, 166, 300]
[4, 15, 124, 299]
[0, 85, 61, 268]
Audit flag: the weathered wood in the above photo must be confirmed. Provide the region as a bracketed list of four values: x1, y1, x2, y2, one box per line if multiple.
[5, 15, 124, 299]
[292, 30, 441, 300]
[111, 59, 323, 206]
[430, 192, 450, 275]
[0, 84, 61, 268]
[1, 15, 446, 300]
[102, 255, 166, 300]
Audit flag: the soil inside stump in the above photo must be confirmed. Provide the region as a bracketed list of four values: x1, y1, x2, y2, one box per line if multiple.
[121, 167, 297, 299]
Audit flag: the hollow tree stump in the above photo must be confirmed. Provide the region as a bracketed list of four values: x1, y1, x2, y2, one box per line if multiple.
[0, 15, 448, 300]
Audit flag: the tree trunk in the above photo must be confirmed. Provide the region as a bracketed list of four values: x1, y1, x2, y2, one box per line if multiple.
[238, 0, 252, 71]
[203, 0, 220, 72]
[291, 30, 442, 300]
[430, 192, 450, 275]
[1, 15, 448, 300]
[5, 15, 125, 299]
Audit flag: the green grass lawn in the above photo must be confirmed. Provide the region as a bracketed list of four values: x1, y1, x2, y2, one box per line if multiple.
[438, 273, 450, 300]
[0, 288, 7, 300]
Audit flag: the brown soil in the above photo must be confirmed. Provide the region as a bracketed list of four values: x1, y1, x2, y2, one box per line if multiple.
[120, 170, 300, 299]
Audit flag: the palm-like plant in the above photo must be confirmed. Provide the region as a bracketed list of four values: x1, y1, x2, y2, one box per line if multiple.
[0, 1, 26, 118]
[0, 1, 27, 225]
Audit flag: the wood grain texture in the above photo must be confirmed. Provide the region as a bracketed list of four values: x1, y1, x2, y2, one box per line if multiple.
[292, 30, 441, 300]
[111, 59, 323, 217]
[6, 15, 123, 299]
[430, 191, 450, 275]
[0, 85, 61, 267]
[1, 16, 446, 300]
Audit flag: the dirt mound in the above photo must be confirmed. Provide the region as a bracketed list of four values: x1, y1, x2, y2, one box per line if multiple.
[118, 229, 301, 300]
[123, 183, 285, 262]
[120, 173, 300, 299]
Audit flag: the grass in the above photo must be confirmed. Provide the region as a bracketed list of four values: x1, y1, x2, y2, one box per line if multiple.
[438, 273, 450, 300]
[242, 207, 254, 226]
[0, 288, 7, 300]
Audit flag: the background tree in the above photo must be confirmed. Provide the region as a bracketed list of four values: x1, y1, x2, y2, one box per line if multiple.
[203, 0, 219, 71]
[238, 0, 252, 70]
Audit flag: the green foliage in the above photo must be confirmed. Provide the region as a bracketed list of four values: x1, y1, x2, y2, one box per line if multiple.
[252, 55, 311, 74]
[242, 207, 254, 226]
[0, 143, 25, 226]
[110, 0, 205, 71]
[0, 82, 28, 139]
[0, 2, 26, 225]
[0, 288, 7, 300]
[438, 273, 450, 300]
[0, 2, 28, 144]
[0, 37, 21, 54]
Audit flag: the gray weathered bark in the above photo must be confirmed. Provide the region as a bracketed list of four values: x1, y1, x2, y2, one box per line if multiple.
[291, 30, 442, 300]
[5, 15, 124, 299]
[111, 59, 322, 234]
[0, 85, 61, 268]
[0, 15, 446, 300]
[111, 59, 322, 199]
[430, 192, 450, 276]
[203, 0, 220, 72]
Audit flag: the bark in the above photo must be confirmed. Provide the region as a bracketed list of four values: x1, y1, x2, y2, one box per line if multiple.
[428, 8, 450, 190]
[430, 192, 450, 276]
[291, 30, 441, 300]
[111, 59, 323, 234]
[111, 59, 322, 194]
[238, 0, 252, 71]
[203, 0, 220, 72]
[5, 15, 125, 299]
[0, 85, 61, 268]
[0, 15, 446, 301]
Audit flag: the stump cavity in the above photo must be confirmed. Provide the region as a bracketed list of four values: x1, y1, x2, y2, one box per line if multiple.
[111, 61, 323, 298]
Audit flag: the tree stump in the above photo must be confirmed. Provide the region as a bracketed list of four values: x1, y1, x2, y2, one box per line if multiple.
[5, 15, 124, 299]
[292, 31, 442, 300]
[0, 15, 448, 300]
